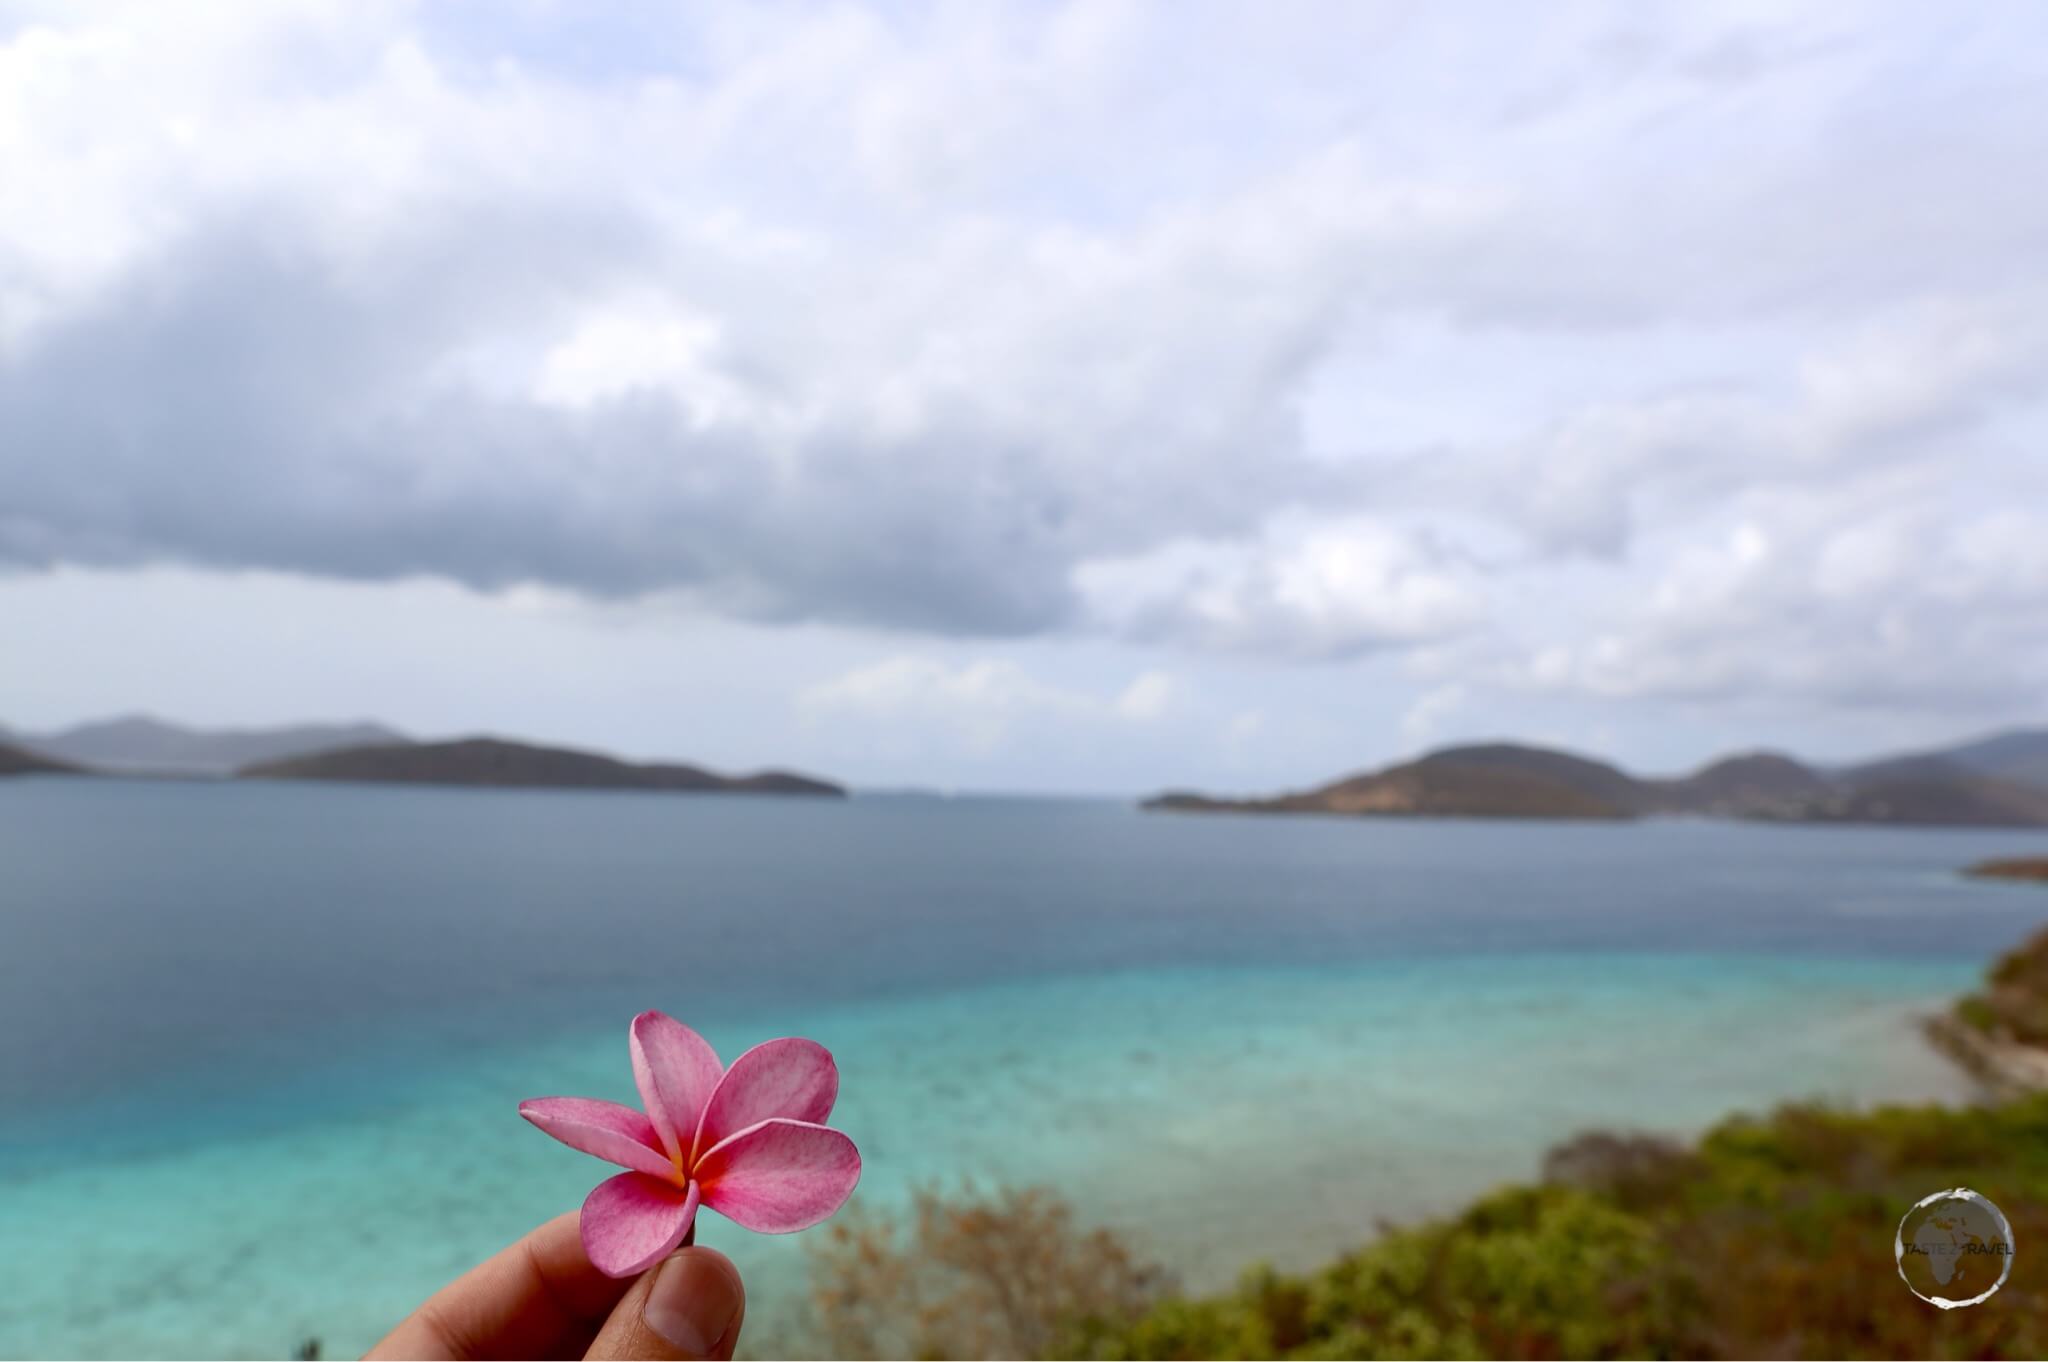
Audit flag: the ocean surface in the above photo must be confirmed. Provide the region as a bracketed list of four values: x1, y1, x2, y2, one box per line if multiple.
[3, 777, 2046, 1358]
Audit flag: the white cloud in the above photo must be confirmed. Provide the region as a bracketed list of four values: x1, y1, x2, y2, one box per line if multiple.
[531, 301, 741, 423]
[1114, 670, 1177, 721]
[1075, 515, 1486, 658]
[796, 656, 1182, 756]
[1401, 683, 1468, 747]
[1499, 489, 2048, 714]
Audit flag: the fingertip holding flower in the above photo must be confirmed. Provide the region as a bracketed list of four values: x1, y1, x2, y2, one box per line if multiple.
[523, 1011, 860, 1276]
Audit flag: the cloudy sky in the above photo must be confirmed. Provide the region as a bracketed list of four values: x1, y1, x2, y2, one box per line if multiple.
[2, 1, 2044, 793]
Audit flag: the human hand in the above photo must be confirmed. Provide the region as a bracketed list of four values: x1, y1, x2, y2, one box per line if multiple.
[366, 1213, 746, 1360]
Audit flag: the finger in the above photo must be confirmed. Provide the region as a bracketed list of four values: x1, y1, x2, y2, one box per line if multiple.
[367, 1211, 636, 1360]
[582, 1247, 746, 1361]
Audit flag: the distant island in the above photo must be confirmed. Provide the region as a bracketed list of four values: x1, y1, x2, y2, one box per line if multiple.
[0, 715, 845, 799]
[1150, 744, 1639, 820]
[239, 736, 845, 797]
[1145, 731, 2048, 828]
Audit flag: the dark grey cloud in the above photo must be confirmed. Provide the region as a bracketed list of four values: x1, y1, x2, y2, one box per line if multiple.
[0, 192, 1339, 635]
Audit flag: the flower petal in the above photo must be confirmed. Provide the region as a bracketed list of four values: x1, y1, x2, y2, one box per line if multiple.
[519, 1097, 675, 1180]
[580, 1171, 701, 1278]
[691, 1037, 839, 1164]
[696, 1118, 861, 1234]
[630, 1011, 723, 1165]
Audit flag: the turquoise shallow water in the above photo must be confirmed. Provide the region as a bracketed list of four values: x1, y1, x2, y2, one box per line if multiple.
[1, 780, 2043, 1357]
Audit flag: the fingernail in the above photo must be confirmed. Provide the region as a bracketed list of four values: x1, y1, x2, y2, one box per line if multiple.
[643, 1249, 743, 1357]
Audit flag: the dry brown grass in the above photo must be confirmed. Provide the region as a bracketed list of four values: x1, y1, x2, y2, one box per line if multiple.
[805, 1184, 1172, 1359]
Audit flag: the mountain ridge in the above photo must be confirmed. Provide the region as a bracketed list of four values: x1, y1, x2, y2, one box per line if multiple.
[8, 714, 409, 774]
[1842, 728, 2048, 792]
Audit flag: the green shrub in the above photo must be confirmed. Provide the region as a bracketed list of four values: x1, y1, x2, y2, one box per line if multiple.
[1065, 1094, 2048, 1360]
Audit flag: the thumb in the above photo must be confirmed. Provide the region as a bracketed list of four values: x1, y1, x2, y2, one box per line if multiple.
[583, 1247, 746, 1361]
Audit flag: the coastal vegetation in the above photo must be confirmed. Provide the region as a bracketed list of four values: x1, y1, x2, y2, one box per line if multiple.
[1928, 921, 2048, 1094]
[1077, 1093, 2048, 1360]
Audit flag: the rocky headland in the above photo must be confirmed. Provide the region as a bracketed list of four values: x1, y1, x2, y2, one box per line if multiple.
[0, 741, 81, 777]
[1967, 857, 2048, 883]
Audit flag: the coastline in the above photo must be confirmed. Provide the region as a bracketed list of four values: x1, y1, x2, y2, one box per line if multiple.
[1923, 1011, 2048, 1095]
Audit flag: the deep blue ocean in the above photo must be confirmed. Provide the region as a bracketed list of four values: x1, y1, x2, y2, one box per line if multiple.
[3, 776, 2045, 1357]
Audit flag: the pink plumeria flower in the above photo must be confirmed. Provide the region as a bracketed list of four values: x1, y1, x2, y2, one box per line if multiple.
[520, 1010, 861, 1277]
